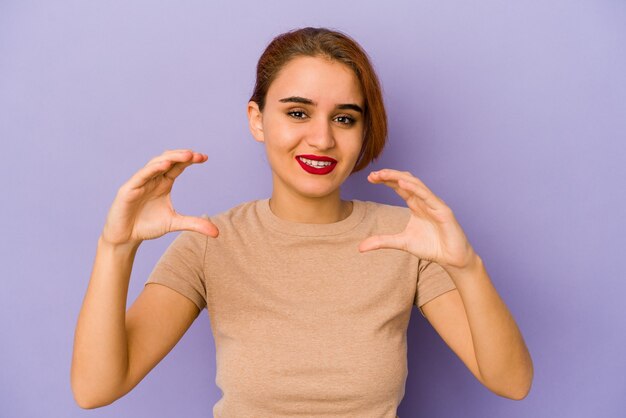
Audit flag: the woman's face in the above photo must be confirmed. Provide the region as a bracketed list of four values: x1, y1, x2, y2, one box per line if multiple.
[248, 55, 365, 201]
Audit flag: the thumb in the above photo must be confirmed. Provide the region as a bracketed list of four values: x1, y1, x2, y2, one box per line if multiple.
[358, 234, 406, 253]
[171, 214, 220, 238]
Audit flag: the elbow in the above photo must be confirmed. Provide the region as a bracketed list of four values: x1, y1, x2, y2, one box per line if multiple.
[501, 382, 532, 401]
[504, 372, 534, 401]
[71, 382, 106, 410]
[72, 387, 117, 410]
[70, 355, 132, 409]
[70, 373, 120, 410]
[483, 360, 534, 401]
[512, 365, 534, 400]
[74, 398, 100, 410]
[72, 388, 102, 410]
[487, 378, 532, 401]
[71, 369, 94, 409]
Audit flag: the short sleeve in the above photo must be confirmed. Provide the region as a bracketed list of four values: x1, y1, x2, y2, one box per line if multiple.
[414, 259, 457, 316]
[144, 229, 208, 311]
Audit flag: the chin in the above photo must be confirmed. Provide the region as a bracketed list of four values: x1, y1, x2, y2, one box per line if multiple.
[283, 181, 339, 200]
[273, 169, 347, 200]
[295, 187, 339, 200]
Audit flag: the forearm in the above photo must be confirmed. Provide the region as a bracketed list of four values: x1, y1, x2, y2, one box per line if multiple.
[71, 236, 140, 408]
[444, 255, 533, 399]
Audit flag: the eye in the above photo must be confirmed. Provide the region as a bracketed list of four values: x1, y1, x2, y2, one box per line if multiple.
[335, 115, 356, 126]
[287, 110, 308, 120]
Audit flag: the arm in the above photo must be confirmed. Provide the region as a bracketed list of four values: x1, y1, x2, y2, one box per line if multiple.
[421, 256, 533, 399]
[359, 168, 533, 399]
[70, 149, 218, 408]
[71, 239, 200, 408]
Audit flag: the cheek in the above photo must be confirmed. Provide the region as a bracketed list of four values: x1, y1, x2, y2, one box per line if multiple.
[341, 131, 365, 157]
[264, 120, 303, 148]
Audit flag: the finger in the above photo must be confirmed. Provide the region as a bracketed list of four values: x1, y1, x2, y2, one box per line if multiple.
[367, 171, 412, 200]
[396, 175, 441, 203]
[397, 179, 446, 211]
[367, 168, 414, 184]
[368, 168, 432, 189]
[170, 214, 219, 238]
[376, 180, 412, 201]
[145, 149, 188, 165]
[127, 152, 206, 189]
[125, 159, 175, 190]
[367, 171, 431, 212]
[146, 149, 205, 166]
[164, 154, 208, 181]
[358, 233, 406, 253]
[367, 169, 425, 194]
[370, 169, 446, 210]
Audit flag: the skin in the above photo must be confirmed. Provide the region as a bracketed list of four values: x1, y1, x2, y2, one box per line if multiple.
[71, 150, 218, 408]
[71, 55, 532, 409]
[360, 169, 534, 399]
[247, 55, 365, 224]
[250, 56, 533, 399]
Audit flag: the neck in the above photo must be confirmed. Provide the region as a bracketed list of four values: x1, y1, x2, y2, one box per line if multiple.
[269, 188, 353, 224]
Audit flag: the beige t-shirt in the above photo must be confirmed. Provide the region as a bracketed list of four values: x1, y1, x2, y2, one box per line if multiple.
[145, 199, 456, 417]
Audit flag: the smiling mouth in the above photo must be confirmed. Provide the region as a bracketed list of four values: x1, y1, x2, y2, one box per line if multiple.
[295, 155, 338, 175]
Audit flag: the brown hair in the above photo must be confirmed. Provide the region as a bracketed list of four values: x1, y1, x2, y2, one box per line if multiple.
[249, 27, 387, 173]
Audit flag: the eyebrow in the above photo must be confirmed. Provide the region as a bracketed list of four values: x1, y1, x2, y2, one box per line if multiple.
[278, 96, 363, 113]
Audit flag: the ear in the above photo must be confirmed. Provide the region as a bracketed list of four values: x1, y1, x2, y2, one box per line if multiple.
[247, 101, 264, 143]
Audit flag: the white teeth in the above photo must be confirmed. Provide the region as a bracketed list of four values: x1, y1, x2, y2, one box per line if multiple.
[299, 157, 332, 168]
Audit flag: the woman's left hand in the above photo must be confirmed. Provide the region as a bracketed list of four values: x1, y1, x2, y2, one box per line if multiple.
[358, 169, 477, 270]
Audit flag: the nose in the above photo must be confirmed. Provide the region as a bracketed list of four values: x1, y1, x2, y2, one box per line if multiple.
[306, 118, 335, 150]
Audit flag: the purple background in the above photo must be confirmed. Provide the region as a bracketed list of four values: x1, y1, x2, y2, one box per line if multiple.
[1, 1, 625, 417]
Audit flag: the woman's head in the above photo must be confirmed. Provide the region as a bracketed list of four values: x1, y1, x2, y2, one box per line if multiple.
[249, 27, 387, 173]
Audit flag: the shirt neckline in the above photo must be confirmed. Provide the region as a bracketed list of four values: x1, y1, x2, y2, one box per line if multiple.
[255, 198, 367, 237]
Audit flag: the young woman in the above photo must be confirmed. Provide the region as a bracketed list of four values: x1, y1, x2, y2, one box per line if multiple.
[71, 27, 533, 417]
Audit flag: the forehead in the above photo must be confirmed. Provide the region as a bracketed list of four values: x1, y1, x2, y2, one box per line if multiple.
[266, 56, 363, 105]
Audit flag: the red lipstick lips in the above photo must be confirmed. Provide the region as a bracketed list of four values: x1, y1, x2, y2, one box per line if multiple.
[295, 154, 338, 175]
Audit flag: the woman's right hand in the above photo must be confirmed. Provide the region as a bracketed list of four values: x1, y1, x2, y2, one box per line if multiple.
[100, 149, 219, 247]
